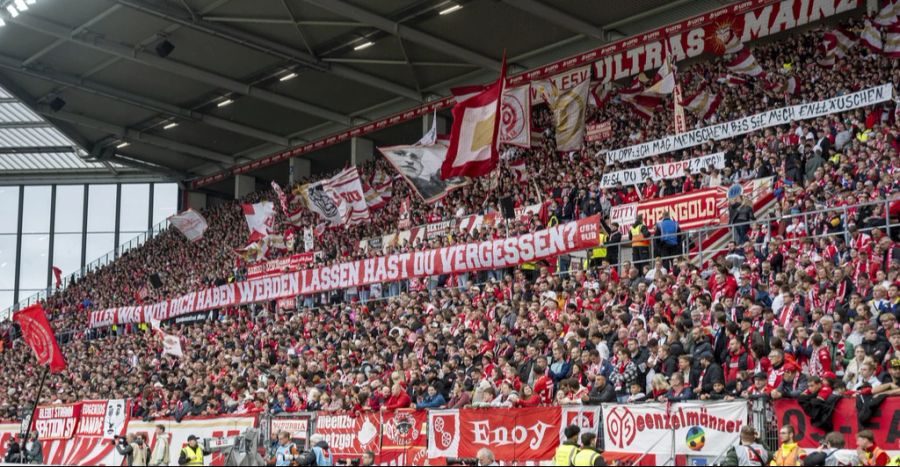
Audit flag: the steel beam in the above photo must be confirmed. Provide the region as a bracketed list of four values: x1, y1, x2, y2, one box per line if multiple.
[22, 4, 123, 66]
[203, 16, 363, 27]
[302, 0, 502, 71]
[0, 53, 293, 146]
[501, 0, 608, 41]
[9, 13, 355, 126]
[38, 107, 234, 164]
[117, 0, 423, 102]
[0, 146, 77, 154]
[0, 121, 53, 128]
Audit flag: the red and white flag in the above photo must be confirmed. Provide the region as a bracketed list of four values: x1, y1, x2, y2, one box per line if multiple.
[617, 79, 661, 120]
[590, 82, 614, 107]
[716, 73, 748, 87]
[242, 201, 275, 243]
[271, 181, 291, 214]
[767, 75, 799, 96]
[860, 19, 884, 52]
[13, 304, 66, 373]
[644, 57, 675, 96]
[168, 209, 208, 242]
[874, 0, 900, 26]
[545, 79, 590, 151]
[509, 159, 529, 183]
[363, 170, 393, 210]
[442, 55, 506, 179]
[398, 197, 411, 230]
[726, 48, 765, 77]
[817, 38, 837, 67]
[299, 167, 370, 226]
[161, 333, 184, 358]
[52, 266, 62, 289]
[500, 84, 531, 147]
[883, 23, 900, 57]
[825, 28, 857, 57]
[681, 86, 722, 121]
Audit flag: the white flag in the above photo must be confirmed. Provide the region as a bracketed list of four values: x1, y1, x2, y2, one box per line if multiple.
[546, 79, 590, 151]
[242, 201, 275, 242]
[644, 58, 675, 96]
[168, 209, 208, 242]
[162, 333, 183, 358]
[303, 227, 314, 252]
[299, 167, 370, 226]
[499, 84, 531, 147]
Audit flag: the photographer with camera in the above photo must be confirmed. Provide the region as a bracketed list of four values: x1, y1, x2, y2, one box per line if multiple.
[115, 433, 149, 466]
[24, 432, 43, 465]
[4, 433, 22, 463]
[271, 431, 301, 466]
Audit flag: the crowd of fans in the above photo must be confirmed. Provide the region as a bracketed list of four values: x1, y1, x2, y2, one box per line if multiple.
[0, 16, 897, 453]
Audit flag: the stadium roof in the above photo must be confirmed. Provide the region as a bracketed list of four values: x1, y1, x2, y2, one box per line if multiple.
[0, 0, 731, 191]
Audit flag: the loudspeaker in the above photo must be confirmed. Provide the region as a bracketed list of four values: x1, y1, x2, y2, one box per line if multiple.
[155, 40, 175, 58]
[49, 97, 66, 112]
[500, 196, 515, 219]
[149, 273, 163, 289]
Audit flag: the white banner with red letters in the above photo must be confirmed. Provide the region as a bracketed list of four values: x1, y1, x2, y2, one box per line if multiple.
[88, 215, 601, 328]
[604, 83, 893, 164]
[600, 152, 726, 188]
[602, 401, 747, 455]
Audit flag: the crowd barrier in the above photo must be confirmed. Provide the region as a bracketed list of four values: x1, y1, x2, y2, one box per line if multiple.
[2, 397, 900, 465]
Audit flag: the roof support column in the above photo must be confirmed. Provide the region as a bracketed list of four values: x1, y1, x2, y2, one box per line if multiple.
[235, 174, 255, 200]
[289, 158, 311, 186]
[350, 137, 374, 166]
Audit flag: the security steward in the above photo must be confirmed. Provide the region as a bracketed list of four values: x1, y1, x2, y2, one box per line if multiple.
[630, 215, 651, 266]
[573, 432, 606, 466]
[554, 425, 580, 466]
[178, 435, 209, 466]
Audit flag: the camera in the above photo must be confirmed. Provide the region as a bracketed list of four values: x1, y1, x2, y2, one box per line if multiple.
[447, 457, 478, 466]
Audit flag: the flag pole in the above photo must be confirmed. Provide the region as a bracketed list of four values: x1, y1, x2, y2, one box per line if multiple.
[21, 364, 49, 441]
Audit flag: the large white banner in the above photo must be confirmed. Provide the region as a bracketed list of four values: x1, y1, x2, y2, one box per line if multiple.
[604, 84, 894, 164]
[600, 152, 726, 188]
[299, 167, 370, 226]
[602, 401, 747, 455]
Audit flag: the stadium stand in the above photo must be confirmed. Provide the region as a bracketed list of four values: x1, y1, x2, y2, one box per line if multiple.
[0, 1, 900, 465]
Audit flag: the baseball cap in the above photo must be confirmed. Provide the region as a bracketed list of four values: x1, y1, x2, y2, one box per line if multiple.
[187, 435, 198, 441]
[890, 359, 900, 369]
[753, 372, 768, 380]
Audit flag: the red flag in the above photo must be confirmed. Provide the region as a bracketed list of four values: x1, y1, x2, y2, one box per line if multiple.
[442, 54, 506, 179]
[51, 266, 62, 289]
[13, 304, 66, 373]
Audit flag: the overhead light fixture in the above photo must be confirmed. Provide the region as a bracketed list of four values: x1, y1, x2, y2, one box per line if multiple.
[6, 5, 18, 17]
[49, 97, 66, 112]
[279, 72, 297, 82]
[217, 98, 234, 107]
[155, 39, 175, 58]
[25, 0, 37, 4]
[353, 41, 374, 51]
[14, 0, 27, 11]
[163, 122, 178, 130]
[0, 18, 5, 27]
[116, 142, 130, 149]
[439, 4, 462, 15]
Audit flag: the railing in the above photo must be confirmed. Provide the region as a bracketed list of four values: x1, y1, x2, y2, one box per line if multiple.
[0, 218, 172, 318]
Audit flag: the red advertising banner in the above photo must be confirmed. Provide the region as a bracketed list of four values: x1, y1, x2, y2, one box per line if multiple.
[32, 403, 82, 440]
[313, 412, 381, 460]
[89, 215, 602, 328]
[428, 407, 563, 462]
[246, 252, 318, 279]
[585, 121, 613, 142]
[775, 398, 900, 450]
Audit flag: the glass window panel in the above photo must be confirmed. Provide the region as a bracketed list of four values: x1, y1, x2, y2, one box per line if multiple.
[85, 233, 114, 266]
[119, 183, 149, 233]
[152, 183, 179, 226]
[0, 187, 19, 234]
[19, 233, 49, 290]
[87, 185, 117, 233]
[0, 291, 12, 311]
[55, 185, 85, 233]
[21, 186, 51, 234]
[0, 234, 16, 290]
[53, 233, 82, 277]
